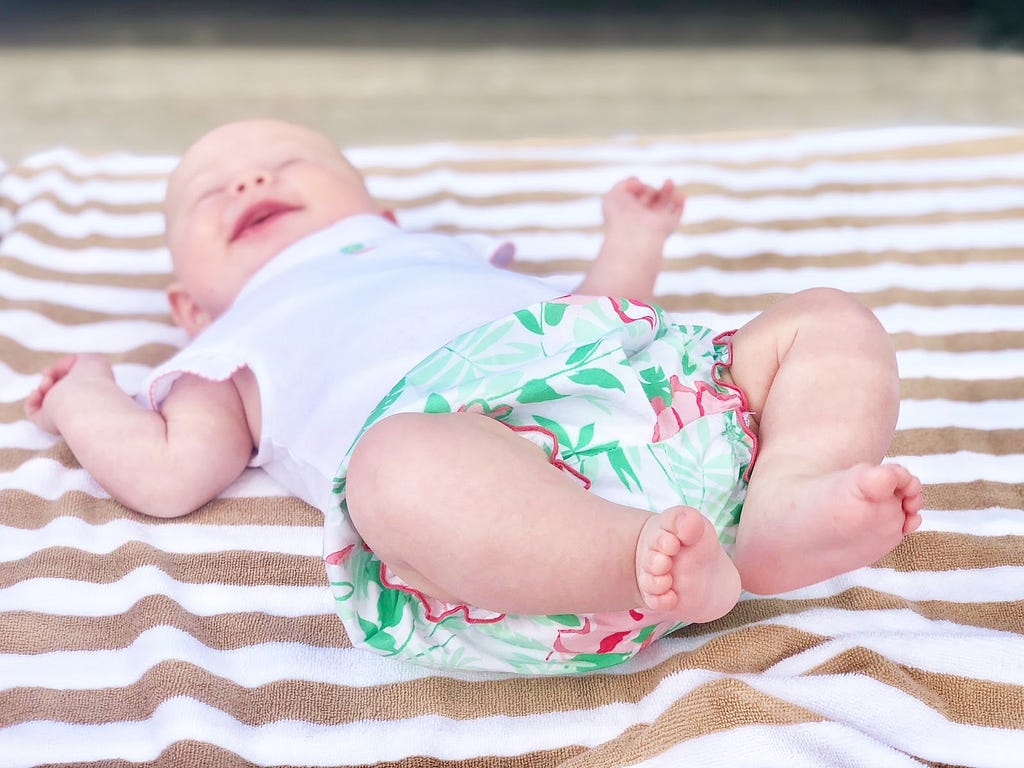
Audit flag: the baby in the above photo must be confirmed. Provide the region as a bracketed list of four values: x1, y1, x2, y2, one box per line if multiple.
[26, 119, 923, 675]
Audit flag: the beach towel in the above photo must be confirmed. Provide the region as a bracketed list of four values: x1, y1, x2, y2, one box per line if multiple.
[1, 127, 1022, 767]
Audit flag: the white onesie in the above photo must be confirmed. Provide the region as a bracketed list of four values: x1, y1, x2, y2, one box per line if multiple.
[139, 215, 564, 511]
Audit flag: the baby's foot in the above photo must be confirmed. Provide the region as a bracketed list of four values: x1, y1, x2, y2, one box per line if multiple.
[634, 506, 741, 623]
[735, 462, 924, 595]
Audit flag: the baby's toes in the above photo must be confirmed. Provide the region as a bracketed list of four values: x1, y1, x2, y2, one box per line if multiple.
[643, 588, 679, 612]
[639, 570, 673, 597]
[654, 530, 681, 557]
[644, 550, 673, 576]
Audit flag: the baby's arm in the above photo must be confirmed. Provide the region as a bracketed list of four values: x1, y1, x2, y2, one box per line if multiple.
[25, 354, 253, 518]
[576, 177, 685, 301]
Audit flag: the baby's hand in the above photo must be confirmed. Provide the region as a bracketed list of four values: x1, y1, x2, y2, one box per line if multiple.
[602, 177, 686, 241]
[24, 354, 114, 434]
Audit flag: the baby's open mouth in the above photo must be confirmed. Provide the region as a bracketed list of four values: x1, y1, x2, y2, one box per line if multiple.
[230, 200, 301, 242]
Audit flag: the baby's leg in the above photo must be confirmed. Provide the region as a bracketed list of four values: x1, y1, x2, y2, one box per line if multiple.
[345, 411, 740, 622]
[728, 288, 924, 594]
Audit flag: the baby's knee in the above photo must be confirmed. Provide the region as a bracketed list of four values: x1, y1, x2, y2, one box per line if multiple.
[787, 287, 883, 334]
[346, 413, 434, 519]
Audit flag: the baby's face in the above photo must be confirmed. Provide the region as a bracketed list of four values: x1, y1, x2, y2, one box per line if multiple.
[164, 119, 378, 329]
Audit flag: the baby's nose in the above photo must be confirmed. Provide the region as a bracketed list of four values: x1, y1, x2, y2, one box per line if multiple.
[231, 169, 271, 195]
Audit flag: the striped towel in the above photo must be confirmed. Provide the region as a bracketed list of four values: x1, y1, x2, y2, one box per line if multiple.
[1, 127, 1022, 767]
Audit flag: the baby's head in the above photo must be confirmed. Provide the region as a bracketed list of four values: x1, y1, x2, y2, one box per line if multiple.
[163, 118, 378, 336]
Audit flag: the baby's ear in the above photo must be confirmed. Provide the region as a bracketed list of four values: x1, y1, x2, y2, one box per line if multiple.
[166, 283, 210, 337]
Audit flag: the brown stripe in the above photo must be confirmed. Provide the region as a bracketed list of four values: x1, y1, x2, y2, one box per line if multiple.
[0, 490, 320, 529]
[524, 247, 1024, 278]
[4, 222, 165, 251]
[0, 340, 178, 378]
[558, 680, 821, 768]
[0, 624, 826, 729]
[36, 745, 585, 768]
[809, 646, 1024, 729]
[921, 481, 1024, 511]
[0, 296, 170, 326]
[4, 596, 348, 654]
[901, 378, 1024, 402]
[379, 177, 1024, 211]
[358, 132, 1024, 176]
[1, 544, 323, 589]
[0, 255, 171, 289]
[6, 163, 169, 184]
[429, 206, 1024, 237]
[700, 588, 1024, 638]
[0, 192, 161, 216]
[893, 330, 1024, 353]
[875, 531, 1024, 572]
[892, 428, 1024, 457]
[829, 133, 1024, 165]
[651, 288, 1024, 315]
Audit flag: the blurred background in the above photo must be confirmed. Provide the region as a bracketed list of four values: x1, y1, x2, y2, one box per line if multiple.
[1, 0, 1023, 159]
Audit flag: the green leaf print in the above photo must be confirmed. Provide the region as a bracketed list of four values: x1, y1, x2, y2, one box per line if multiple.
[532, 414, 572, 452]
[576, 423, 595, 449]
[519, 379, 566, 404]
[639, 365, 671, 404]
[570, 652, 634, 672]
[425, 393, 451, 413]
[546, 614, 583, 628]
[377, 584, 405, 630]
[514, 308, 543, 335]
[569, 368, 626, 392]
[358, 616, 398, 655]
[565, 341, 602, 367]
[608, 447, 641, 491]
[542, 301, 568, 326]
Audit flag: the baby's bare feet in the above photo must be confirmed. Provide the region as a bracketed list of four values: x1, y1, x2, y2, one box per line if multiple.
[635, 506, 741, 623]
[735, 462, 924, 595]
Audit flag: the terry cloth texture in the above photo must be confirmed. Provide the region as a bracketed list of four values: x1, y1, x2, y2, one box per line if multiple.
[2, 128, 1023, 767]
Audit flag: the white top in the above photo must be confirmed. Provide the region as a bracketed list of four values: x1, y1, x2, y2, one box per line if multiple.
[139, 215, 564, 511]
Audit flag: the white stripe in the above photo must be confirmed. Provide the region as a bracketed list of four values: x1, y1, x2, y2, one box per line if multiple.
[0, 566, 331, 617]
[1, 364, 153, 408]
[0, 269, 169, 315]
[396, 185, 1024, 232]
[897, 399, 1023, 430]
[774, 564, 1024, 603]
[892, 451, 1023, 484]
[0, 310, 184, 352]
[0, 626, 432, 691]
[639, 722, 930, 768]
[0, 518, 321, 561]
[348, 126, 1019, 167]
[0, 170, 167, 206]
[513, 219, 1024, 261]
[918, 507, 1024, 535]
[0, 421, 59, 451]
[656, 261, 1024, 296]
[663, 306, 1024, 338]
[18, 148, 177, 175]
[1, 232, 169, 274]
[369, 154, 1024, 200]
[767, 626, 1024, 685]
[744, 674, 1023, 768]
[13, 199, 162, 238]
[2, 605, 1014, 693]
[3, 665, 1021, 768]
[896, 348, 1024, 379]
[0, 459, 291, 501]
